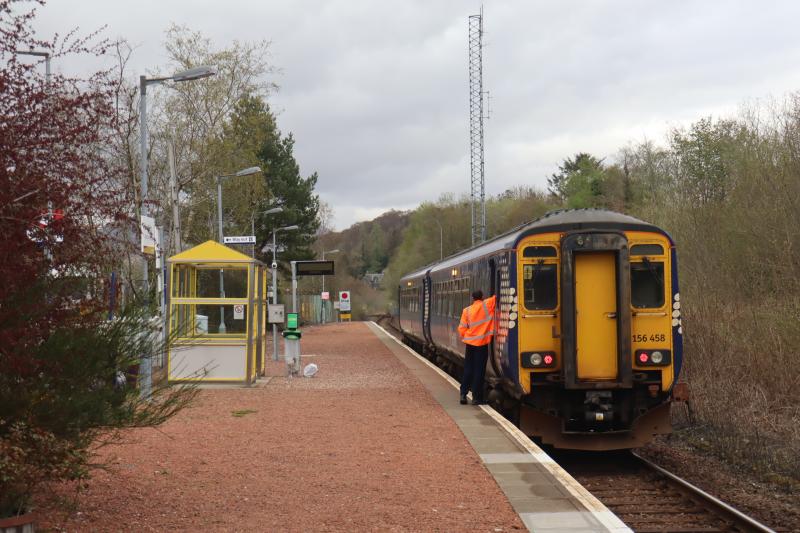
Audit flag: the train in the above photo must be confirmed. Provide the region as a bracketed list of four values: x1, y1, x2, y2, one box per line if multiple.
[397, 209, 686, 450]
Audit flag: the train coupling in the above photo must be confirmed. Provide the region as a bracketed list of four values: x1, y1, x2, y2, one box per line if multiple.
[584, 391, 614, 423]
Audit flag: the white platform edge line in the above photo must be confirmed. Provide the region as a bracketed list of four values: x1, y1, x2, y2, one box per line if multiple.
[369, 322, 632, 533]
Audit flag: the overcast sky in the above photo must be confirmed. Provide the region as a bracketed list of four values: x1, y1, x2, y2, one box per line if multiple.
[31, 1, 800, 230]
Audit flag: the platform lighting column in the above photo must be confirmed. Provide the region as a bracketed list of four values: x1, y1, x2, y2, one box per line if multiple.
[269, 224, 299, 361]
[321, 248, 339, 323]
[215, 166, 262, 334]
[138, 65, 216, 400]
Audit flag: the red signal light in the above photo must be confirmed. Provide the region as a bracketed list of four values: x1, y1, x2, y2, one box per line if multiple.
[543, 354, 553, 365]
[639, 352, 649, 363]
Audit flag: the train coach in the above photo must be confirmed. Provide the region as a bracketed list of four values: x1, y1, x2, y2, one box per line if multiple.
[398, 209, 686, 450]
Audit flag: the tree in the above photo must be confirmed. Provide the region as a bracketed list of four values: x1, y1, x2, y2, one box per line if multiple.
[0, 1, 195, 518]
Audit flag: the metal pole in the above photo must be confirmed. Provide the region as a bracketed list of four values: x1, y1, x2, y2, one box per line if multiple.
[272, 230, 279, 361]
[321, 250, 326, 324]
[217, 176, 227, 334]
[168, 140, 181, 254]
[138, 75, 152, 400]
[291, 261, 298, 314]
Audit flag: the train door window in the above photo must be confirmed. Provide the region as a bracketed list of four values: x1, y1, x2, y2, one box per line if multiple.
[522, 263, 557, 310]
[631, 261, 665, 308]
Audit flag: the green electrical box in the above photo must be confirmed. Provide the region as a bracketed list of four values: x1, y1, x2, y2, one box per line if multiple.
[286, 312, 299, 330]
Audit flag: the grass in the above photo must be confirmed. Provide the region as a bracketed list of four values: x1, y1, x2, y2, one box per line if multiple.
[231, 409, 257, 418]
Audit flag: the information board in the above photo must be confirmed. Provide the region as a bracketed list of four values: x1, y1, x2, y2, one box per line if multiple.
[294, 260, 335, 276]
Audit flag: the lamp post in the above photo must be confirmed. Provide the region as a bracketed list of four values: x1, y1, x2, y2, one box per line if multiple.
[321, 248, 339, 324]
[266, 224, 299, 361]
[252, 206, 283, 257]
[215, 166, 262, 334]
[14, 49, 50, 82]
[138, 65, 216, 400]
[432, 219, 443, 261]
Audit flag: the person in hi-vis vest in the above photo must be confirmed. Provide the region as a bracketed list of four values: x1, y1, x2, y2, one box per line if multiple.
[457, 290, 496, 405]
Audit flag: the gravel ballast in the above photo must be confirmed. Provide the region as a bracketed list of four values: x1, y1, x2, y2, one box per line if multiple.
[40, 322, 525, 531]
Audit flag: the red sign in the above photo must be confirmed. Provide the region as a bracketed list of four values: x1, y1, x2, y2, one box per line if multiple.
[340, 292, 348, 300]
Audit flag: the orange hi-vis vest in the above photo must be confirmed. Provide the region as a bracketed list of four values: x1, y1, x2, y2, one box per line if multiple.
[458, 295, 497, 346]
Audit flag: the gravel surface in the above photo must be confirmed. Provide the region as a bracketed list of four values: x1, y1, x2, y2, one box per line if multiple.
[39, 322, 525, 532]
[639, 436, 800, 532]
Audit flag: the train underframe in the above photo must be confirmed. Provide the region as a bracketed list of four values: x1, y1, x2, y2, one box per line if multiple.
[404, 334, 672, 451]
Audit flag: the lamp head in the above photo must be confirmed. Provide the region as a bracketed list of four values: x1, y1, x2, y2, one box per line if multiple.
[172, 65, 217, 82]
[235, 166, 262, 177]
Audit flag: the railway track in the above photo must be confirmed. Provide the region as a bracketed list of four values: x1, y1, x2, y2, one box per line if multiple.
[373, 315, 777, 532]
[553, 449, 776, 532]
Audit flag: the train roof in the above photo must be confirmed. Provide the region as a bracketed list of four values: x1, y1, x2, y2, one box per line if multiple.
[399, 209, 671, 283]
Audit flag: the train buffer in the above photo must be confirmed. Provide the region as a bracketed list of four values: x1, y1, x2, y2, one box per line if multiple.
[39, 322, 631, 531]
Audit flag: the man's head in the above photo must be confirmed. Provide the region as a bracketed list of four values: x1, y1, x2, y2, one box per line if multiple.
[471, 290, 483, 301]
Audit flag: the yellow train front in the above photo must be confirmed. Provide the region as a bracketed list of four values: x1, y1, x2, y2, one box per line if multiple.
[398, 209, 684, 450]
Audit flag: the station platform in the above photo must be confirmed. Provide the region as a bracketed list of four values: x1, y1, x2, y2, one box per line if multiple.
[40, 322, 630, 532]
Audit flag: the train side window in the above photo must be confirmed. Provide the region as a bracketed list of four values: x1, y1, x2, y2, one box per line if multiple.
[523, 263, 557, 310]
[631, 244, 664, 256]
[631, 261, 665, 308]
[523, 246, 557, 258]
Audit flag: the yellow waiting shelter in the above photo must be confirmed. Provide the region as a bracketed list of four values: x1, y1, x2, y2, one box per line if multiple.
[167, 240, 268, 385]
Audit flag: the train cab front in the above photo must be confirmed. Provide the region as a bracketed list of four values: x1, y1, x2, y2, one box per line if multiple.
[515, 229, 679, 450]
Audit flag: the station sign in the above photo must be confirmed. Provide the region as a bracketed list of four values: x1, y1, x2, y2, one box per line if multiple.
[295, 260, 335, 276]
[339, 290, 351, 312]
[224, 235, 256, 244]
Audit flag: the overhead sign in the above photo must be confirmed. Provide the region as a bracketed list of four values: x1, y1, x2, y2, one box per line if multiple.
[294, 260, 335, 276]
[224, 235, 256, 244]
[339, 290, 351, 312]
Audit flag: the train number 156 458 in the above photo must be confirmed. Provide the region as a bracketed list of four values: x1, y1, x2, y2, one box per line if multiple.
[632, 333, 666, 343]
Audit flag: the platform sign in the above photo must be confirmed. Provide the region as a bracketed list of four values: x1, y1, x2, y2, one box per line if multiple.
[321, 291, 330, 300]
[339, 291, 351, 312]
[140, 215, 158, 255]
[224, 235, 256, 244]
[295, 260, 335, 276]
[233, 304, 245, 320]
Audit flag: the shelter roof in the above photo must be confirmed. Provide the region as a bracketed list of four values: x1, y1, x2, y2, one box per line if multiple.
[168, 240, 259, 264]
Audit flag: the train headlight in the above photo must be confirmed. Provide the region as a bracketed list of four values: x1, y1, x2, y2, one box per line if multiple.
[530, 353, 543, 366]
[651, 351, 664, 364]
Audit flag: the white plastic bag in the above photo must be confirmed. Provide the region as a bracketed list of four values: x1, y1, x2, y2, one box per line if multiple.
[303, 363, 318, 378]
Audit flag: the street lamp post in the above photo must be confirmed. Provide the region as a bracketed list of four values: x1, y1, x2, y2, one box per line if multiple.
[321, 248, 339, 324]
[433, 219, 443, 261]
[14, 49, 51, 82]
[266, 225, 299, 361]
[215, 166, 261, 334]
[252, 206, 283, 257]
[138, 65, 216, 400]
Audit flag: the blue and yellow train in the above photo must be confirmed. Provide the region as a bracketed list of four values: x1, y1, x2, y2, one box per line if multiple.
[398, 209, 685, 450]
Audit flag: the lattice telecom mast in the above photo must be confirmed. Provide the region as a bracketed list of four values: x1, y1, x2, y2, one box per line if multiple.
[468, 10, 486, 245]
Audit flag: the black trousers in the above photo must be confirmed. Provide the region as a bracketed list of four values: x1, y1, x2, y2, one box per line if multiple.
[460, 343, 489, 401]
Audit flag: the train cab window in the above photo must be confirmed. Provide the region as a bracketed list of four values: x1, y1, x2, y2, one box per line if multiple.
[523, 246, 557, 258]
[631, 244, 664, 256]
[631, 261, 665, 308]
[523, 263, 557, 310]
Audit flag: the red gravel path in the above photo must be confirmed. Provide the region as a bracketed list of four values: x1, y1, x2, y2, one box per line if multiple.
[40, 322, 525, 532]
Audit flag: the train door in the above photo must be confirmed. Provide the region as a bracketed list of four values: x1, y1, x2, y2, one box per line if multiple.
[488, 258, 501, 376]
[574, 252, 617, 380]
[422, 276, 432, 344]
[561, 232, 632, 389]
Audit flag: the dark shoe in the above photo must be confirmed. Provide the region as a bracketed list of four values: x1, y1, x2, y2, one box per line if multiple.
[471, 399, 483, 405]
[460, 395, 468, 405]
